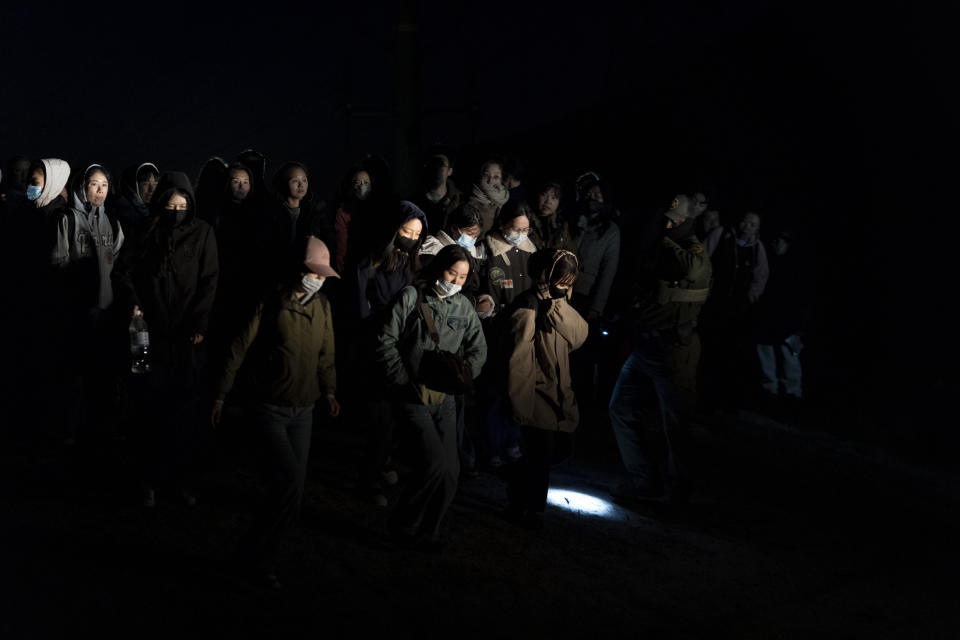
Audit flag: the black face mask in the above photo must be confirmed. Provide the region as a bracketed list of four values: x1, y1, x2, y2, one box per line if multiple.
[549, 285, 568, 299]
[161, 210, 189, 227]
[666, 217, 695, 241]
[395, 235, 418, 252]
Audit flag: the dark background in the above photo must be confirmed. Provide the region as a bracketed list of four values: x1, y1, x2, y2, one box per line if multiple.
[2, 1, 956, 461]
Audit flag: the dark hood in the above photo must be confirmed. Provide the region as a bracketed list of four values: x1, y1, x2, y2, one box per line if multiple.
[150, 171, 197, 219]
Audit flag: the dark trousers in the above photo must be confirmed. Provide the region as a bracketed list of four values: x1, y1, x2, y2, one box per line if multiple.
[130, 360, 202, 490]
[390, 395, 458, 539]
[240, 403, 314, 570]
[508, 427, 556, 513]
[608, 333, 699, 492]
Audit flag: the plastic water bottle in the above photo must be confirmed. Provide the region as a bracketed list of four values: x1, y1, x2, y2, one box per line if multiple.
[129, 310, 151, 374]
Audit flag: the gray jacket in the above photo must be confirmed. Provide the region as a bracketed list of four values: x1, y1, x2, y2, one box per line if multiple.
[572, 219, 620, 317]
[376, 285, 487, 395]
[53, 193, 124, 310]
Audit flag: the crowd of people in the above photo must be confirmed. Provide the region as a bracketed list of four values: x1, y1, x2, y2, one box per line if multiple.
[0, 148, 812, 588]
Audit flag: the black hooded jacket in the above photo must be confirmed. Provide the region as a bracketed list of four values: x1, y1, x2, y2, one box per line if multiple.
[112, 171, 219, 366]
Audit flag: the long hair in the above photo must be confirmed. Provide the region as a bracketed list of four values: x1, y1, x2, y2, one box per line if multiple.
[417, 244, 471, 289]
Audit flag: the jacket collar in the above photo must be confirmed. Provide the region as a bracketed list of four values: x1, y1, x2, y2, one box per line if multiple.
[486, 231, 536, 257]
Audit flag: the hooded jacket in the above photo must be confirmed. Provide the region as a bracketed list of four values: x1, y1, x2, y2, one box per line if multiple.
[35, 158, 71, 209]
[52, 164, 124, 311]
[479, 231, 537, 311]
[114, 162, 158, 233]
[112, 171, 219, 366]
[355, 201, 428, 322]
[505, 283, 589, 432]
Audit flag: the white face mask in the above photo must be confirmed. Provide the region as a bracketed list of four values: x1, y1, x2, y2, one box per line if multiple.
[299, 275, 324, 300]
[504, 231, 525, 246]
[433, 278, 461, 298]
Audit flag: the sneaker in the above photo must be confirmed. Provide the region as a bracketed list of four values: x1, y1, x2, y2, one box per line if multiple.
[181, 490, 198, 507]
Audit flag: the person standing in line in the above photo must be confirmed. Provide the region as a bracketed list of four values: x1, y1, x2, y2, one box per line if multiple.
[211, 236, 340, 590]
[376, 245, 486, 552]
[501, 249, 588, 529]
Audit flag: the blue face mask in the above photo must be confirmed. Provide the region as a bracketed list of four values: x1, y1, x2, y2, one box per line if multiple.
[456, 233, 476, 250]
[26, 185, 43, 201]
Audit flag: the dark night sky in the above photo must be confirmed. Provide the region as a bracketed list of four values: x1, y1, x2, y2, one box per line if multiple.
[2, 1, 957, 419]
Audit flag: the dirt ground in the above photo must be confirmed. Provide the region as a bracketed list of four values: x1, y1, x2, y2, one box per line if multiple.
[2, 402, 958, 639]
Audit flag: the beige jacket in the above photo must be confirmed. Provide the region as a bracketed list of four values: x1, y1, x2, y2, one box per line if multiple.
[506, 284, 589, 432]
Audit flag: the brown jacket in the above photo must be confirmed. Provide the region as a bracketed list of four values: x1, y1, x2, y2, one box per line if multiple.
[506, 284, 589, 432]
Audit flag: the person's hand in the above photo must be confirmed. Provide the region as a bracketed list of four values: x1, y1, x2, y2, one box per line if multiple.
[476, 296, 494, 315]
[132, 305, 142, 319]
[747, 293, 759, 304]
[190, 333, 204, 344]
[211, 399, 224, 427]
[327, 395, 341, 418]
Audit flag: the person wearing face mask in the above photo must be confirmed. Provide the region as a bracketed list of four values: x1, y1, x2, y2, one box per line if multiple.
[354, 201, 428, 505]
[211, 236, 339, 589]
[419, 207, 486, 301]
[5, 158, 71, 439]
[498, 250, 588, 529]
[112, 171, 219, 508]
[49, 164, 125, 442]
[477, 200, 537, 318]
[376, 244, 487, 551]
[608, 195, 711, 506]
[461, 157, 510, 237]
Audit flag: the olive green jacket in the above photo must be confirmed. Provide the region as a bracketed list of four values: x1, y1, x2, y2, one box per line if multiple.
[634, 235, 712, 331]
[216, 292, 336, 407]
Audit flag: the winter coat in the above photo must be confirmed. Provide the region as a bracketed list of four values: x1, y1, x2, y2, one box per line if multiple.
[505, 284, 589, 432]
[112, 172, 219, 367]
[420, 230, 486, 303]
[571, 216, 620, 318]
[216, 290, 336, 407]
[355, 253, 414, 322]
[632, 234, 712, 333]
[376, 284, 487, 401]
[411, 180, 462, 235]
[528, 213, 574, 251]
[480, 232, 537, 311]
